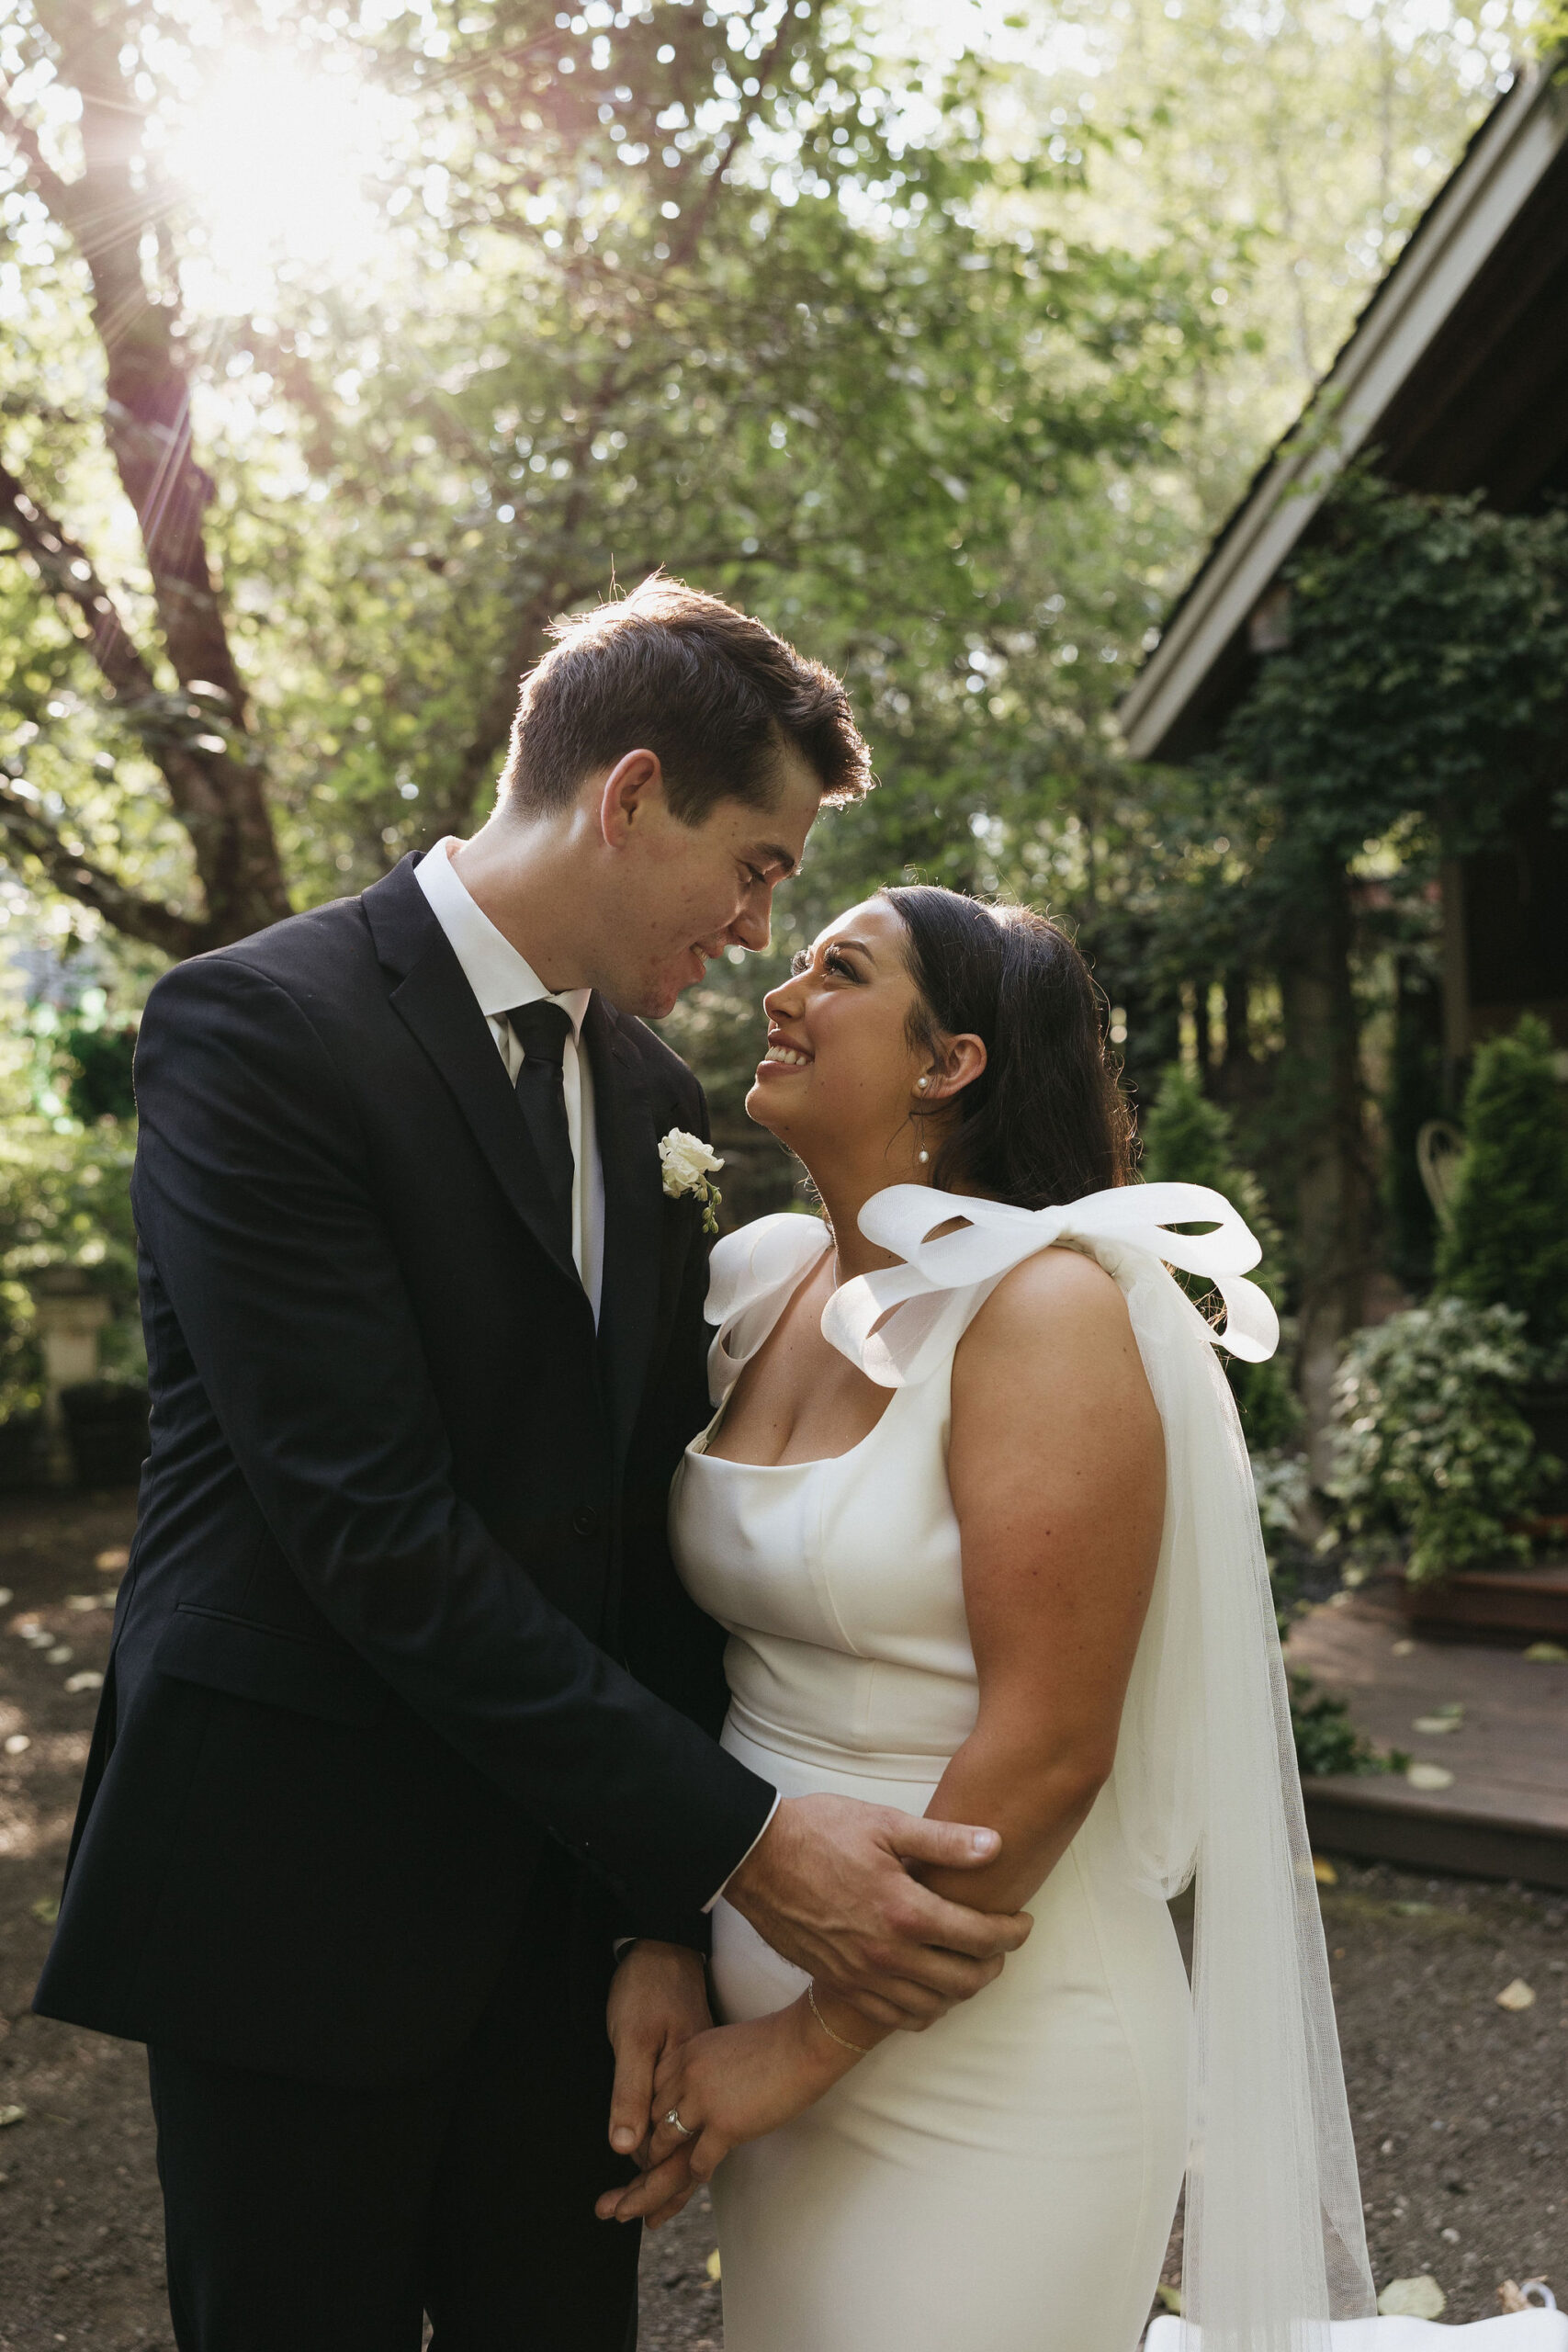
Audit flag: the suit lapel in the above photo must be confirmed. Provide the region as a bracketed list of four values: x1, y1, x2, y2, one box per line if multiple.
[363, 857, 586, 1301]
[586, 996, 664, 1463]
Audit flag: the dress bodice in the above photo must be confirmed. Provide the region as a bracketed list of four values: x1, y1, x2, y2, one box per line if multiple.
[671, 1213, 979, 1775]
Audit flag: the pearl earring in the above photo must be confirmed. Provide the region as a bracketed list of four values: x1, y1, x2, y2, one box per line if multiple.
[917, 1076, 929, 1091]
[918, 1149, 929, 1164]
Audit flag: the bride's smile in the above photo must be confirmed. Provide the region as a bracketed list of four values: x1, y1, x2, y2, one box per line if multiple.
[747, 899, 987, 1212]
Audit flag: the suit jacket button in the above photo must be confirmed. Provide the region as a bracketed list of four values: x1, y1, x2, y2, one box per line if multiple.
[572, 1507, 602, 1539]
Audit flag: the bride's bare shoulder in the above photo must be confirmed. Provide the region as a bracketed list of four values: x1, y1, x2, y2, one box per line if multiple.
[952, 1241, 1152, 1442]
[963, 1241, 1133, 1357]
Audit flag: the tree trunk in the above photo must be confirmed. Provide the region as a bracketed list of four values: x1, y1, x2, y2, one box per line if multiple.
[1193, 976, 1213, 1089]
[1282, 860, 1374, 1479]
[3, 6, 290, 950]
[1218, 967, 1251, 1103]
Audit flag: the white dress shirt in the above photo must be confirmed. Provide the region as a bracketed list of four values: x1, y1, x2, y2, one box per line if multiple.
[418, 838, 776, 1917]
[416, 839, 604, 1322]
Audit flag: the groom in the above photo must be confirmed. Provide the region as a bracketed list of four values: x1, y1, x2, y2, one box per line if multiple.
[34, 579, 1025, 2351]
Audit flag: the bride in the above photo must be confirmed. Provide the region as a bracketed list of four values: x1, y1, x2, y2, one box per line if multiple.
[599, 885, 1375, 2352]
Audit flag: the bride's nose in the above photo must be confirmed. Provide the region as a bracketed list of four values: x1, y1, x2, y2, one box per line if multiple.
[762, 973, 803, 1022]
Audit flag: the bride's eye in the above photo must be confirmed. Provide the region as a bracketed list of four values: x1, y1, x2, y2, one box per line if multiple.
[823, 949, 860, 980]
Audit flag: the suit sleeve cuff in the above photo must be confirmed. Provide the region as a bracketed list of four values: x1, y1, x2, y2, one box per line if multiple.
[703, 1791, 781, 1914]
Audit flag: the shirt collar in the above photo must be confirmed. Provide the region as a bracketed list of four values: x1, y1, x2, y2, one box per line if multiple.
[414, 839, 591, 1041]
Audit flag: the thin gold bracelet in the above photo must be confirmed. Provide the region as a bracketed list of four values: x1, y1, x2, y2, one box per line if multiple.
[807, 1982, 874, 2055]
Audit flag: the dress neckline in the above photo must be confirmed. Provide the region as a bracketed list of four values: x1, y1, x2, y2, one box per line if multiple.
[692, 1236, 900, 1471]
[685, 1380, 902, 1475]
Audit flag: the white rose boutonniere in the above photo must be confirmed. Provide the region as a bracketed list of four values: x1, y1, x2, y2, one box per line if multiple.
[659, 1128, 724, 1236]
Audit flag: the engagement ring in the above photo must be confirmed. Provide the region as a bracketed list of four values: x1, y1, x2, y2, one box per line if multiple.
[664, 2107, 694, 2139]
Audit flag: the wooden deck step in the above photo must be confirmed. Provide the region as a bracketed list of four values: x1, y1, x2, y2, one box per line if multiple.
[1285, 1586, 1568, 1891]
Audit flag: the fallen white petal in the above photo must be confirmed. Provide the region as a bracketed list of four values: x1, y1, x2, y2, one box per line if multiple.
[1378, 2276, 1446, 2320]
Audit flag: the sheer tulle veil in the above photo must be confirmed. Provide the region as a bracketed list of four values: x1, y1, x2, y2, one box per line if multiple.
[808, 1180, 1378, 2352]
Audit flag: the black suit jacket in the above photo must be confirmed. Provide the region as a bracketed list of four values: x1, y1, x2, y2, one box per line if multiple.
[33, 855, 773, 2089]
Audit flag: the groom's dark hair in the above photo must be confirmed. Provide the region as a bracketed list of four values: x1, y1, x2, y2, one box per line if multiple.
[497, 574, 873, 822]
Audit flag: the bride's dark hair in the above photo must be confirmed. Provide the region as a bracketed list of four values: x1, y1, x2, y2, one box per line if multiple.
[881, 885, 1134, 1207]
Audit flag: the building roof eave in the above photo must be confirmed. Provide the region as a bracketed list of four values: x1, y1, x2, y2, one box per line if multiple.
[1119, 58, 1568, 764]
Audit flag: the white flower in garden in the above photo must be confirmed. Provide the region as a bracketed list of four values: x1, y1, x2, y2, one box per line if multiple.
[659, 1128, 724, 1235]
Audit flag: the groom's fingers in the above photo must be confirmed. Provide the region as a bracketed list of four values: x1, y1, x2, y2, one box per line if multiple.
[824, 1968, 986, 2032]
[880, 1859, 1034, 1962]
[607, 2032, 659, 2157]
[888, 1815, 1003, 1872]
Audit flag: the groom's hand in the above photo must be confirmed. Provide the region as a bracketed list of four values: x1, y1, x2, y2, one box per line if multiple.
[723, 1793, 1031, 2031]
[604, 1940, 711, 2179]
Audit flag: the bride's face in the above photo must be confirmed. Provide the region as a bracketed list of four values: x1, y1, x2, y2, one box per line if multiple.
[748, 899, 937, 1167]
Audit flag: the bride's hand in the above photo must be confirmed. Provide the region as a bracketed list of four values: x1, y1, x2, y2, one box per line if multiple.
[595, 2004, 838, 2226]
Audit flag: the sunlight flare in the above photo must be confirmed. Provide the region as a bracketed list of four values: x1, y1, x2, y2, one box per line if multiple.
[166, 51, 403, 300]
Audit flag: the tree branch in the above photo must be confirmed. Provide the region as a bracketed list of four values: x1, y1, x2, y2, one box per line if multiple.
[665, 9, 800, 273]
[0, 454, 281, 915]
[0, 455, 158, 704]
[0, 782, 209, 958]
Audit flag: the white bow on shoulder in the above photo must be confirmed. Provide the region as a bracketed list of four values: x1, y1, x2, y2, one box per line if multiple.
[822, 1182, 1280, 1389]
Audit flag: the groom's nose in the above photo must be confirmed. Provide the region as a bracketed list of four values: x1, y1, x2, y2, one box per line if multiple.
[728, 877, 773, 954]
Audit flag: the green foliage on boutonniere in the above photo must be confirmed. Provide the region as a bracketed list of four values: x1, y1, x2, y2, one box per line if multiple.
[659, 1129, 724, 1238]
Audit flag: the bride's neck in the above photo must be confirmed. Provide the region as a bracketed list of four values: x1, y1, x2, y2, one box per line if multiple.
[800, 1155, 926, 1285]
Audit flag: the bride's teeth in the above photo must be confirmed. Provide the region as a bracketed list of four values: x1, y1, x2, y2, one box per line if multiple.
[765, 1045, 809, 1068]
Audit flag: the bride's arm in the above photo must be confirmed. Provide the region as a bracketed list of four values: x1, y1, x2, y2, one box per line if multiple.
[800, 1243, 1164, 2047]
[908, 1243, 1165, 1899]
[598, 1245, 1164, 2222]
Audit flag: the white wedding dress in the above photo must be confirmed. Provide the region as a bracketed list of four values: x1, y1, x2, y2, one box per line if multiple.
[669, 1185, 1377, 2352]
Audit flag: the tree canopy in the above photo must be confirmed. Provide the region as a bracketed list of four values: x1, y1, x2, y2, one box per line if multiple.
[0, 0, 1540, 1327]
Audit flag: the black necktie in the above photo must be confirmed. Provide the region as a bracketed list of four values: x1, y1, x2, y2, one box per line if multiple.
[505, 1000, 575, 1266]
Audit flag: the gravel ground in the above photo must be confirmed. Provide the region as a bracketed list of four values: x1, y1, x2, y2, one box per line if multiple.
[2, 1492, 1563, 2348]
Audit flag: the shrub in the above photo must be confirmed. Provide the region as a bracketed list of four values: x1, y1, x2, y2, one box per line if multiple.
[1140, 1064, 1300, 1449]
[1289, 1676, 1401, 1778]
[1327, 1298, 1550, 1583]
[1253, 1448, 1311, 1566]
[59, 1022, 139, 1125]
[1437, 1013, 1568, 1352]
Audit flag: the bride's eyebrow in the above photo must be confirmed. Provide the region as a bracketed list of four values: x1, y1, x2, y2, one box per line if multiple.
[792, 936, 874, 977]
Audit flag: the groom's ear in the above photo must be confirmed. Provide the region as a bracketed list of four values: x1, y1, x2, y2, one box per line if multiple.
[597, 749, 667, 849]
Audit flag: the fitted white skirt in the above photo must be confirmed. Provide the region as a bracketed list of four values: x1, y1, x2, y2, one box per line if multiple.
[708, 1713, 1191, 2352]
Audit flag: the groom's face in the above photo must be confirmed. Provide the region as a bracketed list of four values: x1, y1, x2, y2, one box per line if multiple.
[598, 751, 824, 1018]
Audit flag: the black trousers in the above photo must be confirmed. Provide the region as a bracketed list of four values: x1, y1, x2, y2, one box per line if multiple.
[146, 1870, 641, 2352]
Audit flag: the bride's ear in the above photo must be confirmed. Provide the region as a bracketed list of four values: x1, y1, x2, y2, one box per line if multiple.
[922, 1034, 987, 1103]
